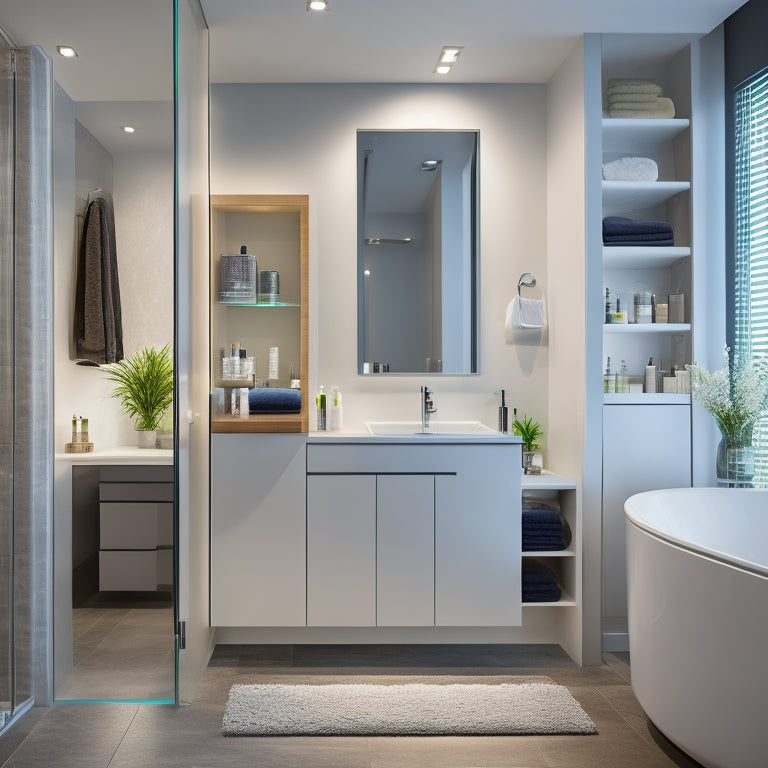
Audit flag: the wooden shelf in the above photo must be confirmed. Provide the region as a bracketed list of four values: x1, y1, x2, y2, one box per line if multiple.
[211, 413, 306, 434]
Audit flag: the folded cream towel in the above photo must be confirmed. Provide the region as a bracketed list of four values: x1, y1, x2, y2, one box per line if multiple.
[505, 296, 546, 342]
[607, 91, 660, 104]
[609, 97, 675, 119]
[602, 156, 659, 182]
[607, 79, 662, 96]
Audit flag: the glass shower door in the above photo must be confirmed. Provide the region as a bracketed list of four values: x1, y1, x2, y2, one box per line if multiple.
[0, 34, 16, 729]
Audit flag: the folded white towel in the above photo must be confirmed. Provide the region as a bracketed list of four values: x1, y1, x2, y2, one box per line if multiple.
[607, 79, 662, 96]
[506, 296, 546, 341]
[602, 156, 659, 182]
[609, 97, 675, 119]
[607, 92, 660, 104]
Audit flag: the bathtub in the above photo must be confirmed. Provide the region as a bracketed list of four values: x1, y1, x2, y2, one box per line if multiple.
[624, 488, 768, 768]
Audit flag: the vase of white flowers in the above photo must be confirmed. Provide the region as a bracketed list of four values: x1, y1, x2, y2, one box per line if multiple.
[688, 347, 768, 486]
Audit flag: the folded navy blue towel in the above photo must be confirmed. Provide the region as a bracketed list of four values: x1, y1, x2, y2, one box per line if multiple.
[604, 237, 675, 247]
[248, 387, 302, 414]
[522, 562, 561, 603]
[602, 216, 673, 236]
[522, 505, 569, 551]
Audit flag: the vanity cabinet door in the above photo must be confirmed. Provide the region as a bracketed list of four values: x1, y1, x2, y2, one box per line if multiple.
[434, 445, 521, 627]
[307, 475, 376, 626]
[210, 434, 307, 626]
[377, 475, 434, 627]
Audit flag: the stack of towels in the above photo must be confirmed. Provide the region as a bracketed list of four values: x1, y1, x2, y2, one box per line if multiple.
[248, 387, 302, 414]
[522, 500, 571, 551]
[603, 216, 674, 247]
[522, 562, 561, 603]
[606, 78, 675, 119]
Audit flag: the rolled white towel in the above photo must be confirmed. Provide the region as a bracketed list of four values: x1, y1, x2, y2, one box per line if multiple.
[602, 156, 659, 181]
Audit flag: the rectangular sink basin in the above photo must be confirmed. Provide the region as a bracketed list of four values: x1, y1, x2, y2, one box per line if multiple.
[365, 420, 497, 436]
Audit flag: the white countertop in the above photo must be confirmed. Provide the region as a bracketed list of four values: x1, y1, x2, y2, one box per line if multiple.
[55, 447, 174, 464]
[306, 431, 522, 444]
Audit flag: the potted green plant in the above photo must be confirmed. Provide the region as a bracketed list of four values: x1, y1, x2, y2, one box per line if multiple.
[103, 344, 174, 448]
[512, 413, 543, 474]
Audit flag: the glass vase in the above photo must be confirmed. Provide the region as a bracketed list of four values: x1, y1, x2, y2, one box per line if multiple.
[716, 436, 755, 487]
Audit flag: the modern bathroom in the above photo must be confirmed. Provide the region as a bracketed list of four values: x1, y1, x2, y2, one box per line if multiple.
[0, 1, 766, 767]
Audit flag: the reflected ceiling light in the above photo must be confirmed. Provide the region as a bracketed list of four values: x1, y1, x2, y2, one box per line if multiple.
[307, 0, 329, 10]
[56, 45, 78, 58]
[121, 125, 136, 134]
[434, 45, 462, 74]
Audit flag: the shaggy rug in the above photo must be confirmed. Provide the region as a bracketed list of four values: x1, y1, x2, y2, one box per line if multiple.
[222, 682, 598, 736]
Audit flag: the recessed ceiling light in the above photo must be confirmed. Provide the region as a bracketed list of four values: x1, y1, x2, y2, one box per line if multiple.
[434, 45, 463, 75]
[307, 0, 329, 10]
[121, 126, 136, 134]
[56, 45, 78, 58]
[421, 160, 441, 171]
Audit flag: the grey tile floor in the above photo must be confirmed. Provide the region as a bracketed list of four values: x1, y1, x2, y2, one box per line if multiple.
[0, 645, 704, 767]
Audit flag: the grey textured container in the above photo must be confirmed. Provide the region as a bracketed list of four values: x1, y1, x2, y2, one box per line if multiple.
[220, 251, 257, 301]
[259, 269, 279, 303]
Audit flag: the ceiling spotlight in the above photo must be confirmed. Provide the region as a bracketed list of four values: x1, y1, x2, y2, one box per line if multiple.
[56, 45, 78, 58]
[121, 126, 136, 134]
[421, 160, 441, 171]
[434, 45, 463, 75]
[307, 0, 329, 10]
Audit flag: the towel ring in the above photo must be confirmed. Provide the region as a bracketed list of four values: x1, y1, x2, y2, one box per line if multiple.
[518, 272, 536, 297]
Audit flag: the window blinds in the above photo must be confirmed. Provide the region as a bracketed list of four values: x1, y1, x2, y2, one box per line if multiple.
[734, 67, 768, 486]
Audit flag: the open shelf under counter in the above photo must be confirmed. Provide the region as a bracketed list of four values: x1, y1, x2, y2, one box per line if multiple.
[521, 471, 577, 491]
[603, 322, 690, 334]
[603, 245, 690, 269]
[602, 180, 690, 209]
[601, 117, 690, 151]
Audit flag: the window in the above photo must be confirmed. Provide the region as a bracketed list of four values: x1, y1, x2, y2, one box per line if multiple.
[734, 67, 768, 487]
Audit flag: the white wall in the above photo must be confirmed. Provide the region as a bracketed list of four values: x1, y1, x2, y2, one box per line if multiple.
[53, 106, 174, 452]
[211, 84, 550, 447]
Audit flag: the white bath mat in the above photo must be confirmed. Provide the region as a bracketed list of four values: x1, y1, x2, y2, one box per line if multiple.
[222, 682, 598, 736]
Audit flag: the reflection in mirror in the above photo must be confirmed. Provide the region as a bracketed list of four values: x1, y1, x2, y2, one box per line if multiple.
[358, 131, 478, 374]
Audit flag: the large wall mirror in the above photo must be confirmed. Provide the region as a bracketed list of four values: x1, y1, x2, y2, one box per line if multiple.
[357, 130, 478, 375]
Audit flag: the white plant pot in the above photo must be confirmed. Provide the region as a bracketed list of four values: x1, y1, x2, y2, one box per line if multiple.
[136, 429, 157, 449]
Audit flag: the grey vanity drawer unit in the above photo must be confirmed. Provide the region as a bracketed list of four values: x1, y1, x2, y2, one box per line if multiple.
[98, 465, 173, 591]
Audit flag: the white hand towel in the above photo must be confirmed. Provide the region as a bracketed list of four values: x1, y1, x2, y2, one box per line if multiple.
[505, 296, 546, 342]
[602, 156, 659, 182]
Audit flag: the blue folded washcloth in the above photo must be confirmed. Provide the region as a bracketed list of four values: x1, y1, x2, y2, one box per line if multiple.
[248, 387, 302, 414]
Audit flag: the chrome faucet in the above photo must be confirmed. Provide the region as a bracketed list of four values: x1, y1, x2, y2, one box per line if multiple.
[421, 386, 437, 431]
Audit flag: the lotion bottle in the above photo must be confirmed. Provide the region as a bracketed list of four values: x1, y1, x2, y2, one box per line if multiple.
[644, 356, 657, 393]
[316, 385, 327, 431]
[329, 386, 342, 431]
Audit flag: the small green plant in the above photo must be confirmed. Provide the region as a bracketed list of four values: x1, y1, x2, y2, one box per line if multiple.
[512, 413, 543, 452]
[103, 344, 174, 432]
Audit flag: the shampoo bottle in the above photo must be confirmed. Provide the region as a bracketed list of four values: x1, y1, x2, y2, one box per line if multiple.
[644, 356, 657, 393]
[316, 385, 327, 431]
[603, 357, 615, 393]
[329, 386, 342, 431]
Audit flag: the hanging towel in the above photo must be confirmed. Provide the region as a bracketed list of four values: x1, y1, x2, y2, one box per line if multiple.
[505, 296, 546, 341]
[602, 156, 658, 182]
[74, 191, 124, 364]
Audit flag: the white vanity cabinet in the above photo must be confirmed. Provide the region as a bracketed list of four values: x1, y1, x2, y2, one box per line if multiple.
[306, 440, 521, 628]
[210, 434, 307, 626]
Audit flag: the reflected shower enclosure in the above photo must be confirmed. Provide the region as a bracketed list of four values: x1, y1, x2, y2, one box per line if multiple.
[357, 130, 479, 375]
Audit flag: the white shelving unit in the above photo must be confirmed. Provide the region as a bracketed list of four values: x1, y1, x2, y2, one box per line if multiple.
[521, 472, 578, 608]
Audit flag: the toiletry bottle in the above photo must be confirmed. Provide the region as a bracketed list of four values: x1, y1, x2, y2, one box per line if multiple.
[644, 357, 657, 394]
[603, 357, 615, 393]
[316, 385, 327, 431]
[231, 389, 239, 416]
[610, 295, 627, 324]
[329, 386, 342, 431]
[498, 389, 508, 433]
[616, 360, 629, 393]
[239, 387, 249, 418]
[605, 287, 611, 324]
[269, 346, 279, 380]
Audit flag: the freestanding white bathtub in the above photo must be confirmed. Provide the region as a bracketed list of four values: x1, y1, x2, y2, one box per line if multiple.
[625, 488, 768, 768]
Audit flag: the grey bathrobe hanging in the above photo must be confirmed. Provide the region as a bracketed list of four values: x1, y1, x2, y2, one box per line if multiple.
[74, 190, 124, 364]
